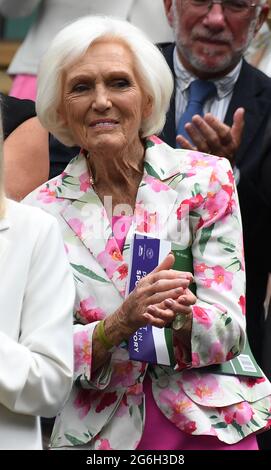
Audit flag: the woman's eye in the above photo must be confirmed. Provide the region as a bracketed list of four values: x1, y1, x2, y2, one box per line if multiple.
[111, 79, 130, 89]
[72, 83, 89, 93]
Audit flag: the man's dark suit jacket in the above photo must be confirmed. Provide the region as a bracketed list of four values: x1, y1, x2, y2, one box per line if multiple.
[160, 42, 271, 365]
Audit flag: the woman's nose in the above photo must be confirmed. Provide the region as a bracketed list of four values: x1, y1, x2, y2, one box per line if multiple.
[92, 86, 111, 111]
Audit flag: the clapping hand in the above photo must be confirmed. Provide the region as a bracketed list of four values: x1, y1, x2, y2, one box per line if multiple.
[176, 107, 245, 164]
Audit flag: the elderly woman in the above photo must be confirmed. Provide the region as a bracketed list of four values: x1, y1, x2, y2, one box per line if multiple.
[24, 16, 271, 450]
[0, 106, 74, 449]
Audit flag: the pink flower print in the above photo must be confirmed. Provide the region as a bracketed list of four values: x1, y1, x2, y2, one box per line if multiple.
[144, 175, 170, 192]
[189, 152, 218, 168]
[193, 306, 212, 329]
[107, 239, 122, 262]
[191, 352, 201, 367]
[212, 266, 233, 291]
[226, 350, 235, 361]
[126, 383, 143, 406]
[194, 263, 208, 274]
[209, 169, 219, 185]
[95, 392, 118, 413]
[68, 218, 84, 238]
[264, 408, 271, 429]
[37, 185, 57, 204]
[183, 421, 197, 434]
[219, 408, 235, 424]
[117, 263, 128, 280]
[244, 377, 266, 388]
[194, 382, 215, 400]
[189, 152, 210, 167]
[73, 388, 93, 419]
[227, 170, 235, 185]
[159, 388, 193, 427]
[79, 171, 90, 191]
[115, 395, 128, 418]
[111, 361, 136, 387]
[74, 330, 91, 372]
[184, 168, 197, 178]
[148, 135, 163, 145]
[77, 296, 105, 324]
[96, 439, 113, 450]
[238, 295, 246, 315]
[225, 402, 254, 426]
[209, 341, 225, 363]
[177, 194, 204, 220]
[135, 204, 157, 233]
[97, 239, 123, 278]
[184, 372, 220, 401]
[221, 184, 234, 198]
[204, 188, 230, 222]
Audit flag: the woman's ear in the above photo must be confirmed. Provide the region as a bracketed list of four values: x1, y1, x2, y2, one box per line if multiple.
[142, 95, 153, 120]
[56, 103, 67, 126]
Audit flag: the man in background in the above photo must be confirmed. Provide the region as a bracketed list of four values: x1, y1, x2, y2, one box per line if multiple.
[161, 0, 271, 448]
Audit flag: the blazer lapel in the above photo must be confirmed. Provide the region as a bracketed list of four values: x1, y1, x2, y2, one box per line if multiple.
[56, 141, 182, 297]
[225, 60, 271, 167]
[122, 138, 183, 274]
[56, 154, 128, 297]
[134, 137, 183, 242]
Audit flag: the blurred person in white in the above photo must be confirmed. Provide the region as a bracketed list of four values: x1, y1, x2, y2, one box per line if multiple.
[0, 0, 173, 100]
[0, 104, 74, 449]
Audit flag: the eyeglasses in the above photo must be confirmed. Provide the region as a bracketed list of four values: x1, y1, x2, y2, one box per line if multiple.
[184, 0, 258, 18]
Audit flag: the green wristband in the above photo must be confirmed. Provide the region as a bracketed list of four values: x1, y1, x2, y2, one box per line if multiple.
[97, 319, 115, 350]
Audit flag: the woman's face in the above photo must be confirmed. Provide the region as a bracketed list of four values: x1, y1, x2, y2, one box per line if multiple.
[58, 39, 152, 152]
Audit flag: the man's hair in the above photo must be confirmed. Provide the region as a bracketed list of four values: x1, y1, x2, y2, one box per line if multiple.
[36, 15, 174, 146]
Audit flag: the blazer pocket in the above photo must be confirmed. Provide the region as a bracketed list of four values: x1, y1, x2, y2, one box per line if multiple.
[180, 369, 271, 407]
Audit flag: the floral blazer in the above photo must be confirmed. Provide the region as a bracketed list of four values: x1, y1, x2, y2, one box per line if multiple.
[24, 136, 271, 449]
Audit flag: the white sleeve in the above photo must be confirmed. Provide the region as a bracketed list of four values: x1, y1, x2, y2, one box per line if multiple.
[0, 215, 75, 417]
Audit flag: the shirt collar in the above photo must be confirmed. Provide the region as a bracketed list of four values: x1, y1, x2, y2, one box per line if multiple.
[173, 46, 242, 99]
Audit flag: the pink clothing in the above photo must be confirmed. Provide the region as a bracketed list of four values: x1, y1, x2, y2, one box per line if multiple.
[9, 74, 37, 101]
[112, 215, 132, 252]
[137, 376, 258, 450]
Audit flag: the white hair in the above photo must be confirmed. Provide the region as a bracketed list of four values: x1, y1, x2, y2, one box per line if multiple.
[0, 106, 5, 218]
[36, 15, 174, 147]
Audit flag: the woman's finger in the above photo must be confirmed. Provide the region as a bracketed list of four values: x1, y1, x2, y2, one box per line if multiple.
[143, 307, 176, 327]
[152, 252, 175, 273]
[164, 298, 192, 315]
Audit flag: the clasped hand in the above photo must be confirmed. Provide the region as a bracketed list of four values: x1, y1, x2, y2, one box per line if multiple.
[117, 253, 196, 335]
